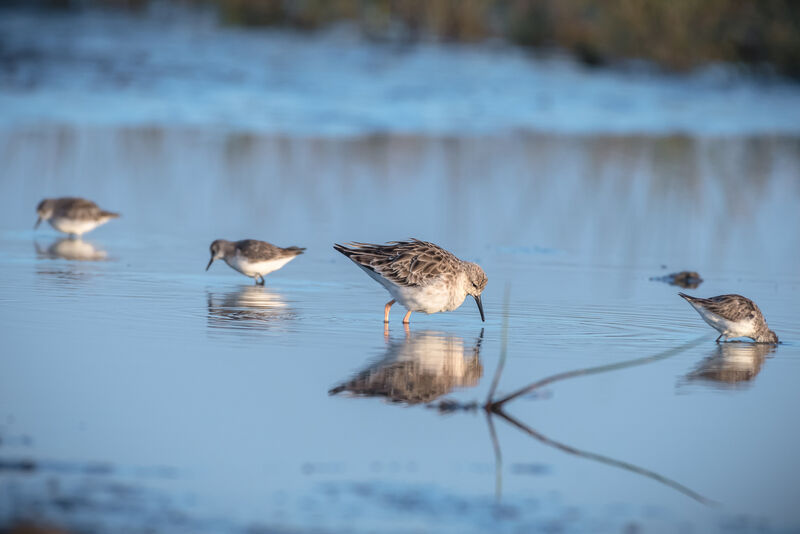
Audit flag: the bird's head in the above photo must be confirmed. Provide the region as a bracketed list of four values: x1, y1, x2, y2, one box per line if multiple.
[206, 239, 230, 270]
[763, 330, 779, 344]
[35, 198, 54, 228]
[464, 262, 487, 322]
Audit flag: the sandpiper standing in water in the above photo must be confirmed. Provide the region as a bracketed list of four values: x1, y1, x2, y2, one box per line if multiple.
[679, 293, 778, 343]
[334, 239, 487, 324]
[206, 239, 305, 285]
[35, 197, 119, 237]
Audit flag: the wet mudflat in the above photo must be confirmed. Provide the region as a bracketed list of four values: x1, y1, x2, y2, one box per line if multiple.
[1, 129, 799, 533]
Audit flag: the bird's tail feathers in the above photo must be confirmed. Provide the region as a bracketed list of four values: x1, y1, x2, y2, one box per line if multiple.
[284, 246, 306, 255]
[333, 243, 354, 257]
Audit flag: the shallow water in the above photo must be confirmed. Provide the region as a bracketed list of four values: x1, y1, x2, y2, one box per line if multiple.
[2, 4, 800, 532]
[1, 127, 799, 533]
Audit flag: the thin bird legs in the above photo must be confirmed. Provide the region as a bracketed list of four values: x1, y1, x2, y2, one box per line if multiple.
[384, 299, 413, 324]
[384, 300, 395, 323]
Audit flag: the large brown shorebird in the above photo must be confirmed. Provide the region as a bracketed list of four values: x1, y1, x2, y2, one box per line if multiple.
[334, 239, 487, 324]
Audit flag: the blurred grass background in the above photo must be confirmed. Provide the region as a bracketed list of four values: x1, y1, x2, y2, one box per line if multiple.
[29, 0, 800, 77]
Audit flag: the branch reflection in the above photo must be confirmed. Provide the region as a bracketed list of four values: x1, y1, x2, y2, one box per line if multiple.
[477, 336, 715, 505]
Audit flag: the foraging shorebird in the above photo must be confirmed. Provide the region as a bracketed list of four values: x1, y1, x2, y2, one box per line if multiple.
[333, 239, 487, 324]
[35, 197, 119, 237]
[206, 239, 305, 285]
[678, 293, 778, 343]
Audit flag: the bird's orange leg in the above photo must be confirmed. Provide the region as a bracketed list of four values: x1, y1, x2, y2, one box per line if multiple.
[384, 299, 396, 323]
[402, 310, 412, 324]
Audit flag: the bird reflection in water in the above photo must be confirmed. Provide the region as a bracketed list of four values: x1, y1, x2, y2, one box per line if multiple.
[330, 330, 484, 405]
[683, 342, 775, 389]
[35, 238, 108, 261]
[34, 238, 109, 284]
[207, 286, 294, 332]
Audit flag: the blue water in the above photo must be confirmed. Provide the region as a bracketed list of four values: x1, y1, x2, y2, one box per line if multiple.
[1, 6, 800, 534]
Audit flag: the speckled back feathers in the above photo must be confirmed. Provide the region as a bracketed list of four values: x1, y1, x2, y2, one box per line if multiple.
[38, 197, 119, 221]
[334, 239, 471, 287]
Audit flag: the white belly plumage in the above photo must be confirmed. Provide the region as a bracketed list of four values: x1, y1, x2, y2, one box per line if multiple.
[362, 267, 466, 314]
[694, 304, 755, 338]
[49, 217, 104, 236]
[225, 255, 295, 278]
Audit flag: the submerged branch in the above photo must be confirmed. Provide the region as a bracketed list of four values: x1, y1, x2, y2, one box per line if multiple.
[486, 284, 511, 405]
[488, 336, 707, 410]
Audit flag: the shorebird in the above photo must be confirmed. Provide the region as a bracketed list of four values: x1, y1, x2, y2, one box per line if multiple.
[206, 239, 305, 285]
[678, 293, 778, 343]
[35, 197, 119, 237]
[333, 239, 487, 324]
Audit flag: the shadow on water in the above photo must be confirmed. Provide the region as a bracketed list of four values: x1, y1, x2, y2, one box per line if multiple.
[34, 238, 108, 262]
[329, 330, 484, 405]
[206, 286, 295, 332]
[680, 342, 776, 390]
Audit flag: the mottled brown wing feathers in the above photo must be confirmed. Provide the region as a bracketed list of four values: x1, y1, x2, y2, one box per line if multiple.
[56, 198, 103, 220]
[237, 240, 305, 260]
[703, 295, 760, 322]
[680, 293, 759, 322]
[334, 239, 458, 287]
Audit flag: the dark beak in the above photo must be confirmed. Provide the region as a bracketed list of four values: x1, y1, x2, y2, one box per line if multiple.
[206, 257, 214, 271]
[34, 217, 41, 229]
[474, 294, 485, 322]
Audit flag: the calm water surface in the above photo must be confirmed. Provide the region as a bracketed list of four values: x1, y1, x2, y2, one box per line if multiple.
[2, 6, 800, 533]
[1, 128, 799, 533]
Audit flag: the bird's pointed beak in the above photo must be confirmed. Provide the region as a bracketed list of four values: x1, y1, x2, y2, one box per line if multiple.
[34, 217, 41, 229]
[474, 294, 485, 322]
[206, 257, 214, 271]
